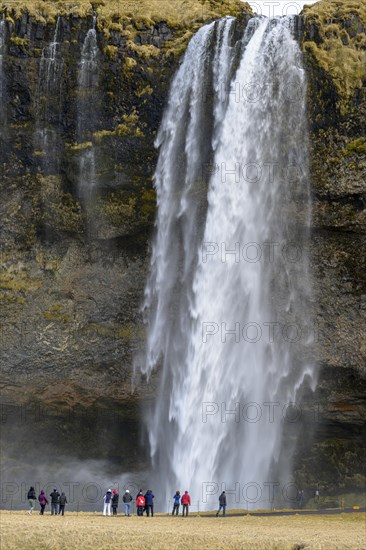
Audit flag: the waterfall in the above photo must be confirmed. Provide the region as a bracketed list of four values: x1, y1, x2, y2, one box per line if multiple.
[0, 13, 6, 129]
[35, 16, 63, 171]
[138, 15, 316, 511]
[77, 17, 99, 204]
[39, 16, 63, 97]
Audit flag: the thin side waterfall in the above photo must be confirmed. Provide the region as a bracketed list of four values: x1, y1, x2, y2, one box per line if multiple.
[77, 16, 99, 204]
[39, 16, 63, 97]
[0, 13, 6, 130]
[36, 16, 63, 171]
[138, 16, 317, 511]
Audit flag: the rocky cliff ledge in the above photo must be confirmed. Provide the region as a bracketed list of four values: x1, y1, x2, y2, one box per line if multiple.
[0, 0, 365, 499]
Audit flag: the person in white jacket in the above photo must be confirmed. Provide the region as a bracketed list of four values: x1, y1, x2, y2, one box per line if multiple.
[103, 489, 112, 516]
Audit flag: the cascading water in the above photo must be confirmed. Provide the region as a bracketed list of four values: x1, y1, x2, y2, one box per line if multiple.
[138, 15, 317, 511]
[36, 16, 63, 171]
[77, 16, 100, 204]
[0, 13, 6, 130]
[39, 16, 63, 102]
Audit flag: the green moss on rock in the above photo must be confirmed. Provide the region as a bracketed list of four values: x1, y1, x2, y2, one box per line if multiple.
[40, 175, 83, 233]
[343, 137, 366, 156]
[302, 0, 366, 115]
[0, 1, 251, 30]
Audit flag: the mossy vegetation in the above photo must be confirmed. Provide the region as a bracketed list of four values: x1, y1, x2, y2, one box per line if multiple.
[303, 1, 366, 214]
[136, 84, 153, 98]
[91, 109, 146, 143]
[343, 137, 366, 156]
[114, 109, 146, 138]
[85, 321, 142, 341]
[40, 175, 83, 233]
[43, 303, 71, 323]
[164, 30, 194, 58]
[0, 0, 251, 74]
[124, 56, 137, 71]
[0, 1, 251, 29]
[302, 0, 366, 114]
[103, 44, 118, 60]
[140, 187, 156, 220]
[67, 141, 93, 152]
[0, 264, 41, 305]
[126, 40, 160, 60]
[9, 35, 28, 46]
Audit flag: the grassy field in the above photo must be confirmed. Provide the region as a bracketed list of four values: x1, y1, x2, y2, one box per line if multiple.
[1, 510, 365, 549]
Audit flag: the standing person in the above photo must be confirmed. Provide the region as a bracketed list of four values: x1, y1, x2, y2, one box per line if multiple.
[216, 491, 227, 517]
[38, 490, 48, 515]
[50, 488, 60, 516]
[181, 490, 191, 517]
[144, 490, 155, 517]
[58, 492, 67, 516]
[122, 489, 132, 516]
[103, 489, 112, 516]
[172, 491, 180, 516]
[27, 486, 36, 514]
[136, 491, 145, 516]
[111, 490, 119, 516]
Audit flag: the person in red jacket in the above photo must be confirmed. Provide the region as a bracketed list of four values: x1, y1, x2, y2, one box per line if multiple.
[181, 490, 191, 517]
[136, 491, 145, 516]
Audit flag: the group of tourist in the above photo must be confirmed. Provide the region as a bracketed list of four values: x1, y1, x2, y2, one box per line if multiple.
[26, 486, 227, 517]
[26, 481, 320, 516]
[27, 487, 68, 515]
[102, 489, 193, 517]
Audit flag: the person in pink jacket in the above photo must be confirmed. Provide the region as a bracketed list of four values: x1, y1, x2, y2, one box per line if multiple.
[38, 490, 48, 515]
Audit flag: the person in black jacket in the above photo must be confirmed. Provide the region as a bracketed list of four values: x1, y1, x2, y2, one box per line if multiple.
[122, 490, 133, 516]
[144, 490, 155, 517]
[216, 491, 227, 517]
[111, 490, 119, 516]
[27, 486, 36, 514]
[58, 492, 67, 516]
[50, 488, 60, 515]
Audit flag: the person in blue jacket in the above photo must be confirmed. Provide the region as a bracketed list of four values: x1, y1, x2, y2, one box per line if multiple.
[144, 489, 155, 516]
[172, 491, 180, 515]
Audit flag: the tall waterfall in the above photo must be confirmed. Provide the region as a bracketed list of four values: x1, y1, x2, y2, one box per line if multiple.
[36, 16, 63, 171]
[138, 15, 316, 511]
[77, 17, 100, 203]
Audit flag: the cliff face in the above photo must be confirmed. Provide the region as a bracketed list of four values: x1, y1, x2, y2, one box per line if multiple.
[297, 0, 366, 496]
[0, 0, 365, 502]
[0, 1, 253, 491]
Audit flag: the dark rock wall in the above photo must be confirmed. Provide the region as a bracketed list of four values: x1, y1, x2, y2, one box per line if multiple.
[297, 1, 366, 496]
[0, 7, 252, 493]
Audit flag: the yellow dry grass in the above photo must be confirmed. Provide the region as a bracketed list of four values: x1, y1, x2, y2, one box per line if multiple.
[1, 510, 365, 549]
